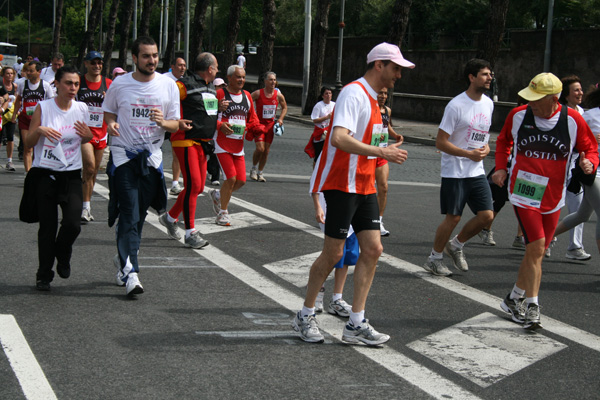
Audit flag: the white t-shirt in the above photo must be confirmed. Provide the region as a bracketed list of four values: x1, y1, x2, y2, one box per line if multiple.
[40, 67, 56, 83]
[163, 71, 177, 81]
[331, 77, 377, 141]
[16, 79, 54, 98]
[311, 100, 335, 129]
[583, 107, 600, 177]
[32, 99, 89, 171]
[438, 91, 494, 178]
[236, 55, 246, 67]
[13, 62, 23, 76]
[102, 73, 181, 169]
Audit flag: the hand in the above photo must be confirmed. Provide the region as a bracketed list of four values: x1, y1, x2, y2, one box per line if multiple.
[149, 108, 164, 127]
[467, 145, 490, 162]
[107, 121, 120, 137]
[39, 126, 62, 143]
[315, 208, 325, 224]
[74, 120, 93, 141]
[218, 99, 230, 112]
[579, 151, 594, 174]
[395, 134, 404, 145]
[277, 118, 284, 126]
[595, 134, 600, 144]
[219, 122, 233, 135]
[179, 119, 193, 131]
[492, 169, 507, 187]
[381, 141, 408, 165]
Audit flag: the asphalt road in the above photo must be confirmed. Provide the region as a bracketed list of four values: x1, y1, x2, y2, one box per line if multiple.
[1, 121, 600, 400]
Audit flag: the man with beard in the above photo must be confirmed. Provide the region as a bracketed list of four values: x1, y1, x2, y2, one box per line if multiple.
[103, 36, 190, 296]
[422, 59, 495, 277]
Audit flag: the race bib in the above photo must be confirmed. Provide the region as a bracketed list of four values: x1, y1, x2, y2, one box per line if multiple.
[202, 93, 218, 116]
[512, 170, 549, 208]
[368, 123, 384, 160]
[130, 97, 161, 126]
[467, 130, 490, 149]
[227, 116, 246, 140]
[87, 106, 104, 128]
[262, 104, 276, 120]
[40, 138, 69, 169]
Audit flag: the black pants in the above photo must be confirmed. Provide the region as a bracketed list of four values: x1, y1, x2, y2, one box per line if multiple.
[35, 170, 83, 282]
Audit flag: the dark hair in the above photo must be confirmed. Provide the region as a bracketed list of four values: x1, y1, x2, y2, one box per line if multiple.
[54, 65, 80, 83]
[464, 58, 491, 86]
[52, 52, 64, 61]
[132, 36, 157, 57]
[366, 59, 391, 71]
[318, 86, 334, 101]
[171, 57, 186, 67]
[195, 52, 215, 72]
[583, 87, 600, 109]
[559, 75, 581, 104]
[29, 61, 42, 72]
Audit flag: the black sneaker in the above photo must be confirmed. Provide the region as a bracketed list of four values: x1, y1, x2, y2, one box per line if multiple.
[36, 280, 51, 291]
[500, 294, 525, 323]
[57, 262, 71, 279]
[523, 303, 543, 331]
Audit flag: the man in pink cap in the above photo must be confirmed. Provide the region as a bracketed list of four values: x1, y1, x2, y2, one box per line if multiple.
[292, 42, 412, 345]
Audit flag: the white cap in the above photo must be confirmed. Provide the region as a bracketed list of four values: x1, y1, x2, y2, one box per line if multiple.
[213, 78, 225, 86]
[367, 42, 415, 69]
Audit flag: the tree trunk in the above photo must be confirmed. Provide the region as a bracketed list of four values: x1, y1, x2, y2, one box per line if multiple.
[163, 0, 185, 71]
[386, 0, 413, 109]
[222, 0, 244, 69]
[302, 0, 332, 115]
[258, 0, 276, 89]
[52, 0, 65, 54]
[140, 0, 158, 37]
[476, 0, 510, 68]
[103, 0, 121, 77]
[118, 0, 135, 69]
[77, 0, 107, 69]
[190, 0, 211, 70]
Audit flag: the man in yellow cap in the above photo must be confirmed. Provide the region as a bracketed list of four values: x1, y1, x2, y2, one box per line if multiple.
[492, 72, 598, 330]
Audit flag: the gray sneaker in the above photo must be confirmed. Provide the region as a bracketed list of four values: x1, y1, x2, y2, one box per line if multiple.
[523, 303, 543, 330]
[5, 161, 15, 172]
[342, 319, 390, 346]
[292, 312, 324, 343]
[184, 231, 209, 249]
[500, 294, 525, 323]
[512, 235, 526, 249]
[477, 229, 496, 246]
[169, 183, 183, 195]
[327, 298, 352, 317]
[545, 237, 557, 258]
[422, 258, 452, 276]
[566, 248, 591, 261]
[209, 189, 221, 215]
[250, 167, 258, 181]
[159, 213, 182, 240]
[444, 241, 468, 271]
[257, 172, 267, 182]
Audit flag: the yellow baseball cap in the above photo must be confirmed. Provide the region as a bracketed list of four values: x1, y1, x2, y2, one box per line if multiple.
[518, 73, 562, 101]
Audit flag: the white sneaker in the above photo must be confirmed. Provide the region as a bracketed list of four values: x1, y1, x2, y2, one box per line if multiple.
[257, 172, 266, 182]
[566, 248, 591, 261]
[292, 312, 324, 343]
[126, 272, 144, 296]
[342, 319, 390, 346]
[208, 189, 221, 215]
[250, 167, 258, 181]
[81, 208, 94, 223]
[170, 183, 183, 195]
[380, 221, 390, 237]
[114, 254, 125, 286]
[477, 229, 496, 246]
[216, 210, 231, 226]
[327, 298, 352, 317]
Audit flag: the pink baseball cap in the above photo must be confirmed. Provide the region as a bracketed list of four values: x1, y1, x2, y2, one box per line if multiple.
[367, 43, 415, 69]
[213, 78, 225, 86]
[112, 67, 126, 77]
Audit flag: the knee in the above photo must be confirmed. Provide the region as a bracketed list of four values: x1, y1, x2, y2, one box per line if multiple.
[479, 210, 494, 225]
[361, 241, 383, 260]
[377, 181, 388, 196]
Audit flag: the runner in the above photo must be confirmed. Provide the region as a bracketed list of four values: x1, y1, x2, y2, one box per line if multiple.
[422, 59, 494, 277]
[305, 86, 334, 164]
[159, 52, 224, 248]
[19, 65, 92, 291]
[11, 61, 54, 172]
[103, 36, 188, 296]
[78, 51, 112, 223]
[40, 53, 65, 84]
[375, 86, 403, 236]
[493, 72, 598, 330]
[163, 57, 187, 196]
[0, 66, 18, 171]
[249, 71, 287, 182]
[210, 65, 264, 226]
[292, 42, 411, 345]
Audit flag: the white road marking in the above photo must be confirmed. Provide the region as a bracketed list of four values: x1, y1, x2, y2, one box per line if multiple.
[0, 315, 57, 400]
[407, 312, 567, 387]
[263, 252, 355, 287]
[194, 211, 271, 234]
[139, 265, 218, 269]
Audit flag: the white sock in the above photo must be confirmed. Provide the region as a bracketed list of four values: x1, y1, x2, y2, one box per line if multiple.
[332, 293, 342, 302]
[429, 249, 443, 260]
[526, 296, 539, 306]
[350, 309, 365, 327]
[82, 201, 91, 210]
[185, 229, 195, 238]
[7, 157, 11, 162]
[450, 235, 464, 249]
[166, 213, 177, 223]
[379, 216, 383, 222]
[258, 170, 263, 174]
[301, 306, 315, 318]
[510, 285, 526, 299]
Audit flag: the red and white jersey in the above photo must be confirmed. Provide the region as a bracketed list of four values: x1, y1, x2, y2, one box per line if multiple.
[310, 78, 382, 195]
[214, 88, 261, 155]
[255, 88, 278, 124]
[495, 104, 599, 213]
